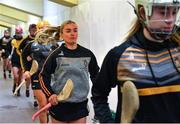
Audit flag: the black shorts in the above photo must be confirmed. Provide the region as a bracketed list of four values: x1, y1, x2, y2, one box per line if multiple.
[1, 52, 8, 59]
[11, 56, 21, 68]
[49, 99, 89, 122]
[31, 72, 41, 90]
[11, 58, 21, 68]
[12, 62, 21, 68]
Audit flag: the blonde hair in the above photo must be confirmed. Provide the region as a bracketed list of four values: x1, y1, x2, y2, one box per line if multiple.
[60, 20, 76, 34]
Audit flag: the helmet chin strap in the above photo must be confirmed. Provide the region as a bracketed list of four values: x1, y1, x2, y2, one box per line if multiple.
[151, 32, 171, 41]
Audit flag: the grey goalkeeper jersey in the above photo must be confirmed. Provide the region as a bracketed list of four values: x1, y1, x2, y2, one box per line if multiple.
[40, 43, 99, 103]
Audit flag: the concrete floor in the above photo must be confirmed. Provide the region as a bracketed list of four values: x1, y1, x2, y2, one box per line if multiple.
[0, 61, 39, 123]
[0, 61, 95, 123]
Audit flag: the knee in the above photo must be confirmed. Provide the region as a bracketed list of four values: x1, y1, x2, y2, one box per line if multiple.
[13, 76, 19, 80]
[38, 98, 47, 108]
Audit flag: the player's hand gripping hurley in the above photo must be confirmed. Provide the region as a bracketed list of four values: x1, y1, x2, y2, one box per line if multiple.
[32, 79, 74, 121]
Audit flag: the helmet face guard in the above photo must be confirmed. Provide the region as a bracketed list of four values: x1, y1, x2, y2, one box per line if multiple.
[135, 0, 180, 40]
[35, 26, 60, 45]
[35, 31, 49, 45]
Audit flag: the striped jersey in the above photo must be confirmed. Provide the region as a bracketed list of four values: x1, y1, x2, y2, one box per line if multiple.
[92, 30, 180, 123]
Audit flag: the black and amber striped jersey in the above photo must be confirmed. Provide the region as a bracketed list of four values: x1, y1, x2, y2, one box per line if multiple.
[0, 36, 12, 58]
[92, 30, 180, 123]
[10, 36, 24, 67]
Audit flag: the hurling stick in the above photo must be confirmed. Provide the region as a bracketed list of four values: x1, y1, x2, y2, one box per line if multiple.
[13, 60, 38, 95]
[121, 81, 139, 123]
[32, 79, 73, 121]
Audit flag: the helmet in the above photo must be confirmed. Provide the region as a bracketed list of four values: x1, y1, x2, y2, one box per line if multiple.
[135, 0, 180, 16]
[35, 30, 49, 44]
[15, 26, 23, 33]
[37, 20, 50, 30]
[43, 26, 59, 36]
[4, 30, 10, 33]
[43, 20, 50, 27]
[135, 0, 180, 40]
[37, 21, 44, 29]
[4, 30, 11, 38]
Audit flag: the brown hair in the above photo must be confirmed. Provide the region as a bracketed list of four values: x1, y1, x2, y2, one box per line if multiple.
[123, 18, 142, 41]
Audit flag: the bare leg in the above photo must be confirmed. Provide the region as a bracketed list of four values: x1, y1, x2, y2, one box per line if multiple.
[12, 67, 22, 96]
[25, 78, 31, 97]
[12, 67, 19, 92]
[51, 116, 86, 124]
[33, 89, 48, 123]
[7, 59, 12, 78]
[3, 58, 7, 79]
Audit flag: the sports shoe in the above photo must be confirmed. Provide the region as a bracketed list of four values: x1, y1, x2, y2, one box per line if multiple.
[33, 101, 38, 107]
[12, 83, 16, 93]
[26, 89, 30, 97]
[17, 90, 21, 97]
[8, 74, 11, 78]
[3, 73, 6, 79]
